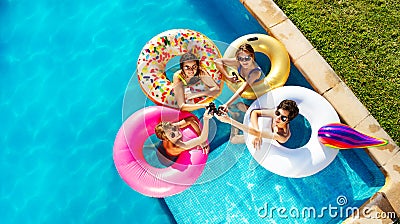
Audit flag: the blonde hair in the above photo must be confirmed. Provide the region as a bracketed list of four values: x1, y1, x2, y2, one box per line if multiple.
[154, 121, 171, 140]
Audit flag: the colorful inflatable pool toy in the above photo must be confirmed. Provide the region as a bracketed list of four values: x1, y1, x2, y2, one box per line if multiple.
[318, 123, 388, 149]
[137, 29, 223, 110]
[113, 106, 208, 198]
[223, 33, 290, 99]
[243, 86, 340, 178]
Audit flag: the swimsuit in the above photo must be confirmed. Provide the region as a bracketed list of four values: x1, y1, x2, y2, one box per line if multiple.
[177, 72, 201, 86]
[177, 72, 206, 103]
[237, 65, 265, 106]
[157, 142, 179, 163]
[237, 65, 265, 83]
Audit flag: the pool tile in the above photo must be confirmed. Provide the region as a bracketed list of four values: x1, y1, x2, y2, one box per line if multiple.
[242, 0, 287, 28]
[355, 115, 400, 166]
[268, 19, 314, 61]
[293, 48, 341, 94]
[322, 82, 370, 127]
[382, 151, 400, 212]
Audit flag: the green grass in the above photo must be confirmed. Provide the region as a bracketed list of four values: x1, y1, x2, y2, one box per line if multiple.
[274, 0, 399, 144]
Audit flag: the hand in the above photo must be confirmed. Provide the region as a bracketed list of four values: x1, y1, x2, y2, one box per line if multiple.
[203, 108, 214, 120]
[252, 136, 262, 150]
[231, 72, 241, 83]
[200, 142, 209, 155]
[218, 104, 228, 113]
[214, 111, 231, 123]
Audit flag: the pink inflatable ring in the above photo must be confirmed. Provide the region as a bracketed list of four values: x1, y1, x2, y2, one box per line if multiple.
[113, 106, 208, 198]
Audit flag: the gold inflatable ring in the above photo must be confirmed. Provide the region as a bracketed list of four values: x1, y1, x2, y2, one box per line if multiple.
[223, 34, 290, 99]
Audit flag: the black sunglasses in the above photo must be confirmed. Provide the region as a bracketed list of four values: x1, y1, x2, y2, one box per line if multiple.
[275, 110, 288, 122]
[236, 55, 252, 62]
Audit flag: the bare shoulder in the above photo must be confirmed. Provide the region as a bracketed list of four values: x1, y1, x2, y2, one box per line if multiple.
[247, 69, 262, 84]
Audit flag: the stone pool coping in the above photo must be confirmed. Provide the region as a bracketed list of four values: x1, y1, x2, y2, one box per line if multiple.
[240, 0, 400, 223]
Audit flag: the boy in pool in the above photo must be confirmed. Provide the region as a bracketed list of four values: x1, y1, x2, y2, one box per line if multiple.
[215, 99, 299, 150]
[154, 108, 213, 163]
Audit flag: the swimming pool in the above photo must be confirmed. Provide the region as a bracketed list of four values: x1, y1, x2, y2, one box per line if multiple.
[0, 0, 384, 223]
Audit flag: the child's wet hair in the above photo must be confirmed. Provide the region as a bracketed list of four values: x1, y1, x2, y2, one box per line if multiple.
[179, 52, 200, 76]
[180, 53, 199, 67]
[235, 43, 255, 59]
[277, 100, 299, 122]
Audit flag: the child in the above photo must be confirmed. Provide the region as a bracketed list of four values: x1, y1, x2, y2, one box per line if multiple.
[154, 108, 213, 163]
[215, 43, 265, 143]
[215, 100, 299, 150]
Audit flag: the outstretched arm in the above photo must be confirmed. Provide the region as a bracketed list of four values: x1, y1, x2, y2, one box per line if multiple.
[172, 116, 201, 135]
[175, 109, 213, 154]
[250, 109, 275, 130]
[215, 112, 289, 151]
[215, 113, 273, 139]
[214, 58, 240, 82]
[219, 81, 249, 112]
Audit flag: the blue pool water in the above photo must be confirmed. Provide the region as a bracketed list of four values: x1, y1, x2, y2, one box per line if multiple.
[0, 0, 384, 223]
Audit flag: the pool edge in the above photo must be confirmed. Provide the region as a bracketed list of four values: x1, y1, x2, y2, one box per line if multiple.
[240, 0, 400, 223]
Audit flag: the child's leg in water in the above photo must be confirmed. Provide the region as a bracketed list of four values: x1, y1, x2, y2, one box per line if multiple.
[236, 102, 249, 113]
[228, 104, 246, 144]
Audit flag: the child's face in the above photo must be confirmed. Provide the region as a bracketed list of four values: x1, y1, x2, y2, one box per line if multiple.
[274, 109, 290, 125]
[236, 51, 253, 68]
[182, 60, 198, 76]
[165, 125, 182, 142]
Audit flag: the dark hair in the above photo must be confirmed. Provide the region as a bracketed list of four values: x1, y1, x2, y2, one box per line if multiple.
[235, 43, 255, 60]
[179, 52, 200, 76]
[277, 99, 299, 122]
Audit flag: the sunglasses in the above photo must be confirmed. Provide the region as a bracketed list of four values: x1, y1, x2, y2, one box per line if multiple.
[236, 55, 252, 62]
[183, 64, 198, 71]
[168, 126, 178, 138]
[275, 110, 288, 122]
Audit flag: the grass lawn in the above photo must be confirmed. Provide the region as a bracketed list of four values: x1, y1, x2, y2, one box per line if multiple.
[274, 0, 399, 144]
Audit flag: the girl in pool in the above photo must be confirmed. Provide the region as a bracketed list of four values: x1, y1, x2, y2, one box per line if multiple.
[215, 43, 265, 143]
[154, 108, 213, 164]
[215, 100, 299, 150]
[173, 52, 220, 111]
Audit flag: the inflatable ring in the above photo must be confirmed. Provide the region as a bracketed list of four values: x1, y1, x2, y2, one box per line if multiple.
[113, 106, 208, 197]
[318, 123, 388, 149]
[243, 86, 340, 178]
[137, 29, 223, 110]
[223, 34, 290, 99]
